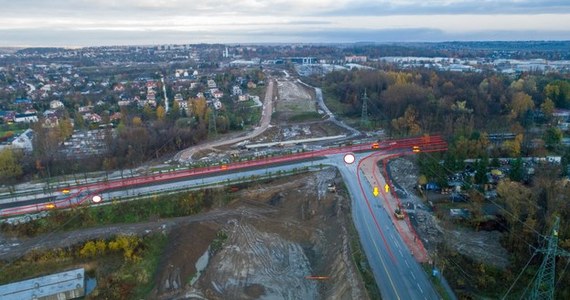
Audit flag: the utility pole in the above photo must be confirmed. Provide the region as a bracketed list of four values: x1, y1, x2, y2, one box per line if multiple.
[360, 89, 369, 129]
[529, 216, 570, 300]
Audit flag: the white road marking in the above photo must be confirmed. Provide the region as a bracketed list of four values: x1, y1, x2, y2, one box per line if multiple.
[417, 283, 424, 294]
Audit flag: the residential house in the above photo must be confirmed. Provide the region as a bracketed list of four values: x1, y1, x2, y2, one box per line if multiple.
[247, 81, 257, 89]
[49, 100, 64, 109]
[147, 90, 156, 101]
[110, 112, 122, 122]
[207, 79, 217, 88]
[213, 90, 224, 99]
[113, 83, 125, 92]
[78, 106, 93, 114]
[232, 85, 242, 96]
[11, 129, 34, 152]
[14, 112, 38, 123]
[0, 111, 16, 123]
[14, 98, 32, 106]
[118, 99, 132, 107]
[84, 113, 102, 123]
[238, 94, 249, 102]
[174, 93, 184, 102]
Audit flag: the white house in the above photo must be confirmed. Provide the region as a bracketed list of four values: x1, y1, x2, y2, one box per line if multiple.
[14, 113, 38, 123]
[11, 129, 34, 152]
[232, 85, 242, 96]
[49, 100, 64, 109]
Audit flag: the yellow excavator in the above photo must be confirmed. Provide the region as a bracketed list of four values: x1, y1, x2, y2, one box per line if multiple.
[394, 206, 405, 220]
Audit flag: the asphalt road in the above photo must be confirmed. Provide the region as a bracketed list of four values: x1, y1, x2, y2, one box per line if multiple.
[330, 153, 440, 300]
[2, 142, 446, 299]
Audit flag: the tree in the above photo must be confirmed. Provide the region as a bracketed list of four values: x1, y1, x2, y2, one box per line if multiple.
[474, 156, 489, 184]
[156, 105, 166, 121]
[191, 97, 208, 122]
[58, 118, 74, 142]
[79, 241, 97, 258]
[0, 148, 23, 183]
[543, 127, 562, 150]
[509, 92, 534, 120]
[540, 98, 555, 118]
[169, 101, 181, 121]
[74, 111, 85, 130]
[509, 157, 524, 182]
[391, 106, 421, 136]
[131, 116, 143, 127]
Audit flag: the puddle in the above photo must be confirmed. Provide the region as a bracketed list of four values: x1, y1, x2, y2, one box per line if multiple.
[190, 246, 210, 286]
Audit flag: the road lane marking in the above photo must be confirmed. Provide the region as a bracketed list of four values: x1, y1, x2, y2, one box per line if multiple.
[417, 283, 424, 294]
[360, 202, 401, 300]
[411, 272, 416, 280]
[405, 260, 410, 268]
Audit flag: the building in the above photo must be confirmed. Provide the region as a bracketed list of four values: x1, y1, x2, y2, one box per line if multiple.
[14, 113, 38, 123]
[0, 268, 84, 300]
[232, 85, 242, 96]
[345, 55, 367, 63]
[49, 100, 65, 109]
[11, 129, 34, 152]
[207, 79, 217, 88]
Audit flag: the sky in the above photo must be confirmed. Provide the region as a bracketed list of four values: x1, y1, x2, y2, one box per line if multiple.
[0, 0, 569, 47]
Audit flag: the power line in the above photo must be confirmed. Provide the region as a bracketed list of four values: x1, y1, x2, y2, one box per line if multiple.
[502, 251, 537, 299]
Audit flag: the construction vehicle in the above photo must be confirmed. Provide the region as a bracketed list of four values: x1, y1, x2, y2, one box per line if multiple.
[394, 206, 405, 220]
[327, 183, 336, 193]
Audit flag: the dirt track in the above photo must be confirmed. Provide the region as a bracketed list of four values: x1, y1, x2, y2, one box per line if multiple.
[153, 169, 368, 299]
[174, 79, 275, 162]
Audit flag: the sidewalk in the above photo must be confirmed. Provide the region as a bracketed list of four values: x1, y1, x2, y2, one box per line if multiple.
[360, 154, 430, 263]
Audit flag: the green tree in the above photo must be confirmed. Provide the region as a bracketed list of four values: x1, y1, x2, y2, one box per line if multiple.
[474, 156, 489, 184]
[540, 98, 555, 118]
[543, 127, 562, 150]
[169, 101, 181, 122]
[509, 157, 524, 182]
[0, 148, 23, 183]
[74, 111, 85, 130]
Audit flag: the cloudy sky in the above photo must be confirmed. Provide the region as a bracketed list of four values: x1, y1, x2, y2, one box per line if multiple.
[1, 0, 569, 46]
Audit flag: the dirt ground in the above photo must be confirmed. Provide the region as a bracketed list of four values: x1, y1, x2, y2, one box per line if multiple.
[387, 157, 510, 269]
[1, 170, 368, 299]
[151, 169, 367, 299]
[274, 79, 316, 122]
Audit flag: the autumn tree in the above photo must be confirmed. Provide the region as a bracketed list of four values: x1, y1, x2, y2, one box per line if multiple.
[191, 97, 208, 123]
[509, 92, 534, 120]
[391, 106, 421, 136]
[156, 105, 166, 121]
[497, 179, 534, 242]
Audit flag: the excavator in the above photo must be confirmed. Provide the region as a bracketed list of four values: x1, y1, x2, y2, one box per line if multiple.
[394, 206, 405, 220]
